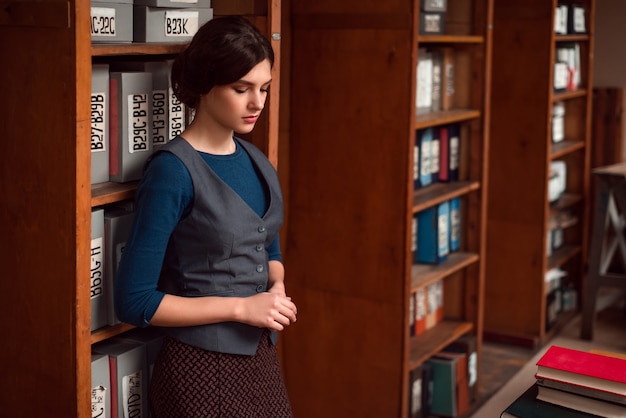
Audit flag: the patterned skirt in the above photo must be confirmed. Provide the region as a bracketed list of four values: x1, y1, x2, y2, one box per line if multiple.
[149, 330, 293, 417]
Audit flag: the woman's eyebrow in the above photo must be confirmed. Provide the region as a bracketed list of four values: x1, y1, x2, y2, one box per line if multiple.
[236, 78, 273, 86]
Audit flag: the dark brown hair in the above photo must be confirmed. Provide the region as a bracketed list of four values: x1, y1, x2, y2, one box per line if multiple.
[171, 16, 275, 109]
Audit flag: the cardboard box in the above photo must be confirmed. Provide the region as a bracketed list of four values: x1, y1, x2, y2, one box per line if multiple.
[133, 6, 213, 43]
[91, 2, 133, 43]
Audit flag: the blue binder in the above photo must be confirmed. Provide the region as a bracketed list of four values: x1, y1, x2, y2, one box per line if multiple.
[416, 201, 450, 264]
[449, 197, 461, 252]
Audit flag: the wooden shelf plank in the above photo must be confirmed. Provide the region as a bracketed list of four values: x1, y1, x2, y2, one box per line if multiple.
[547, 244, 582, 270]
[91, 181, 138, 207]
[413, 181, 481, 213]
[91, 42, 187, 57]
[91, 323, 135, 344]
[551, 139, 585, 159]
[550, 192, 584, 212]
[408, 320, 474, 368]
[553, 89, 588, 101]
[555, 34, 591, 43]
[415, 108, 481, 130]
[410, 252, 480, 290]
[417, 35, 485, 44]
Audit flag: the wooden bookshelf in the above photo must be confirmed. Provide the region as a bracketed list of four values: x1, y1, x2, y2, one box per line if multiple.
[484, 0, 595, 347]
[281, 1, 492, 416]
[0, 1, 281, 415]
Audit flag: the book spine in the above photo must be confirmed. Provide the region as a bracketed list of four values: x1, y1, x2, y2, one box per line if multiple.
[109, 76, 120, 179]
[430, 127, 440, 182]
[109, 72, 154, 183]
[91, 64, 110, 184]
[91, 209, 106, 331]
[448, 124, 460, 181]
[449, 197, 461, 252]
[419, 128, 433, 188]
[438, 125, 449, 182]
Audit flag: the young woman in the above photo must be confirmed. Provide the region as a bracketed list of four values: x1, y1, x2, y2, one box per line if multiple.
[114, 16, 297, 417]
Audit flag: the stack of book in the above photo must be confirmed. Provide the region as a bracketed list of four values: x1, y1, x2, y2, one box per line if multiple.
[501, 345, 626, 418]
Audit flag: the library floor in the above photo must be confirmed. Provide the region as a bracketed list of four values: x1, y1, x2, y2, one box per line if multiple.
[464, 300, 626, 417]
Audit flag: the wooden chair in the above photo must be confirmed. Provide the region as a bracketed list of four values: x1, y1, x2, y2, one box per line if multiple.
[581, 163, 626, 340]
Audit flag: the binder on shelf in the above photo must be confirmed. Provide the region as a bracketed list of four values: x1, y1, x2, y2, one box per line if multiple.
[416, 48, 433, 115]
[416, 128, 433, 189]
[412, 215, 419, 262]
[414, 138, 420, 190]
[449, 197, 461, 252]
[440, 47, 455, 111]
[167, 61, 187, 140]
[117, 327, 165, 383]
[104, 206, 135, 326]
[426, 354, 462, 417]
[421, 0, 447, 12]
[554, 3, 568, 35]
[92, 353, 112, 418]
[116, 328, 165, 418]
[553, 61, 569, 93]
[567, 44, 581, 91]
[430, 50, 442, 112]
[434, 279, 443, 323]
[567, 4, 586, 34]
[91, 208, 107, 332]
[425, 280, 443, 330]
[91, 64, 110, 185]
[409, 364, 424, 418]
[109, 71, 154, 183]
[551, 101, 565, 144]
[422, 361, 435, 418]
[438, 125, 449, 181]
[447, 124, 460, 182]
[430, 127, 441, 182]
[419, 12, 445, 35]
[415, 286, 427, 336]
[555, 43, 581, 92]
[416, 201, 449, 265]
[409, 291, 416, 337]
[445, 334, 478, 402]
[434, 350, 470, 417]
[109, 60, 187, 150]
[548, 160, 567, 203]
[93, 339, 149, 418]
[142, 61, 173, 151]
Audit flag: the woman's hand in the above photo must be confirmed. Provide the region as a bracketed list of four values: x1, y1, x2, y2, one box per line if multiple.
[239, 292, 297, 331]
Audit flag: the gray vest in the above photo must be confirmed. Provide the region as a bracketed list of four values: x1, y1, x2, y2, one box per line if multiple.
[155, 137, 284, 355]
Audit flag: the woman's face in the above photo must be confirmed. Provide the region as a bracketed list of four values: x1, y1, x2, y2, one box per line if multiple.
[200, 59, 272, 135]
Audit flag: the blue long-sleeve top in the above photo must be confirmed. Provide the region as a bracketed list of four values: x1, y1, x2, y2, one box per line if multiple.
[114, 138, 281, 327]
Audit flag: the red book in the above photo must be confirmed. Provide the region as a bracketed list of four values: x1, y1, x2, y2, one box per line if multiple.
[535, 345, 626, 397]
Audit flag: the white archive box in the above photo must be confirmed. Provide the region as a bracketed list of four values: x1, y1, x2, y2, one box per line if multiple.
[133, 6, 213, 43]
[91, 0, 133, 43]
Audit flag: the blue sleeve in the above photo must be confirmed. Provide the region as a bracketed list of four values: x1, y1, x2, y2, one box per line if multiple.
[114, 152, 192, 327]
[267, 234, 282, 262]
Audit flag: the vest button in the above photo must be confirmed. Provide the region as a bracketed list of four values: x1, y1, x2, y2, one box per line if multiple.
[256, 284, 264, 292]
[256, 264, 264, 273]
[256, 244, 264, 252]
[258, 225, 266, 233]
